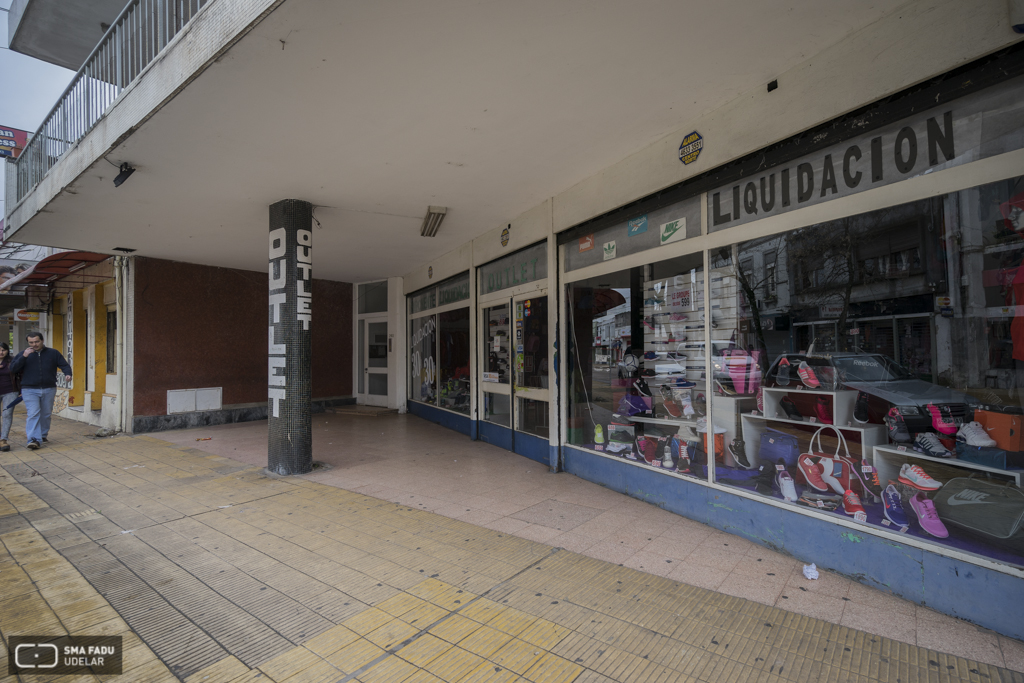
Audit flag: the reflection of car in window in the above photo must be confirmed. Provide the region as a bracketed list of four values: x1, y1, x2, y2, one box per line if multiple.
[765, 351, 977, 430]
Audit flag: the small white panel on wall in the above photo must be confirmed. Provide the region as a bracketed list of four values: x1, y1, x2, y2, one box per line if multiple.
[167, 389, 196, 414]
[103, 283, 117, 306]
[196, 387, 223, 411]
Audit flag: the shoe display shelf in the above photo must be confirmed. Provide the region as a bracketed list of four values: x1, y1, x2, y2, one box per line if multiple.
[629, 415, 702, 442]
[740, 412, 888, 466]
[761, 386, 859, 425]
[872, 445, 1021, 488]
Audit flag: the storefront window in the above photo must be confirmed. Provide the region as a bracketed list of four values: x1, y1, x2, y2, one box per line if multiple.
[409, 314, 435, 404]
[438, 308, 470, 414]
[567, 252, 711, 478]
[517, 398, 549, 438]
[714, 177, 1024, 568]
[407, 272, 470, 412]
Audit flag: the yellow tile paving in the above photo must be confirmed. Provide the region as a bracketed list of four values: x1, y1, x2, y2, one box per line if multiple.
[2, 415, 1022, 683]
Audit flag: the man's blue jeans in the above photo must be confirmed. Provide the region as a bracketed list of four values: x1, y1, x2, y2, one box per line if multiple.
[23, 387, 57, 443]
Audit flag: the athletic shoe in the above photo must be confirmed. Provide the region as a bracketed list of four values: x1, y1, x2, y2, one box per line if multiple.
[715, 379, 737, 396]
[0, 439, 8, 452]
[607, 441, 632, 454]
[882, 485, 909, 527]
[858, 461, 883, 500]
[756, 387, 764, 414]
[777, 358, 792, 386]
[842, 489, 865, 516]
[913, 432, 953, 459]
[27, 440, 39, 450]
[884, 407, 912, 443]
[693, 392, 707, 417]
[797, 361, 820, 388]
[643, 351, 658, 360]
[925, 403, 956, 435]
[594, 425, 605, 451]
[633, 378, 652, 397]
[670, 313, 688, 321]
[908, 493, 948, 538]
[815, 397, 833, 424]
[898, 463, 942, 491]
[780, 397, 802, 421]
[797, 495, 839, 511]
[853, 391, 870, 424]
[662, 438, 676, 469]
[777, 469, 798, 502]
[637, 437, 660, 466]
[668, 378, 696, 388]
[957, 421, 997, 447]
[659, 385, 682, 418]
[728, 439, 750, 469]
[797, 454, 828, 491]
[818, 458, 852, 495]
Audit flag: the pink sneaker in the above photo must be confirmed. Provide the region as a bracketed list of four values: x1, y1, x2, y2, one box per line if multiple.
[909, 493, 948, 538]
[925, 403, 956, 435]
[797, 361, 820, 388]
[814, 397, 833, 424]
[756, 387, 764, 414]
[842, 490, 865, 516]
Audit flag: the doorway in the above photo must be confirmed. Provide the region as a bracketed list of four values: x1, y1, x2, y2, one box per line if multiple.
[356, 281, 390, 407]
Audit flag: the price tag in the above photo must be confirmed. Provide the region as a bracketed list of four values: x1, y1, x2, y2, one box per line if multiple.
[847, 421, 852, 427]
[809, 417, 817, 423]
[752, 410, 759, 415]
[861, 465, 874, 474]
[897, 446, 907, 452]
[775, 464, 786, 471]
[881, 519, 891, 527]
[815, 500, 824, 508]
[899, 526, 909, 533]
[768, 438, 775, 444]
[854, 511, 867, 523]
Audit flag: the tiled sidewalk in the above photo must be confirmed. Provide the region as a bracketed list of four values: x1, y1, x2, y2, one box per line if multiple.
[0, 413, 1019, 683]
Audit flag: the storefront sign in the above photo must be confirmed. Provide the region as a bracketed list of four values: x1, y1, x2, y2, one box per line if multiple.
[479, 241, 548, 295]
[501, 226, 510, 247]
[603, 241, 616, 260]
[708, 77, 1024, 232]
[268, 223, 313, 419]
[678, 131, 703, 165]
[13, 309, 39, 322]
[437, 273, 469, 306]
[0, 125, 28, 159]
[410, 288, 436, 314]
[670, 289, 691, 309]
[579, 235, 595, 252]
[627, 216, 648, 236]
[935, 296, 951, 307]
[819, 303, 844, 318]
[482, 371, 499, 382]
[660, 218, 686, 245]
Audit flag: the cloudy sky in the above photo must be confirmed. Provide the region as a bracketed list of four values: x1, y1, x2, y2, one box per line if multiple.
[1, 1, 76, 219]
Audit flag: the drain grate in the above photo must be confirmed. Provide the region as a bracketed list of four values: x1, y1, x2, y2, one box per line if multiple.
[65, 509, 102, 522]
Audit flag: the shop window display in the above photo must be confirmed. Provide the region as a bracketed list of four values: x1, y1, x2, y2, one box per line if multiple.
[408, 272, 470, 412]
[716, 177, 1024, 568]
[567, 253, 716, 477]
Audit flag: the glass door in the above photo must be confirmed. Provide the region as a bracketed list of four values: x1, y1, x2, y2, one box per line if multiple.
[362, 317, 389, 406]
[480, 302, 512, 427]
[512, 292, 550, 438]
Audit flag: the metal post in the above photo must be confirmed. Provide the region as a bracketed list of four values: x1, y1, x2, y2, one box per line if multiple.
[268, 200, 314, 475]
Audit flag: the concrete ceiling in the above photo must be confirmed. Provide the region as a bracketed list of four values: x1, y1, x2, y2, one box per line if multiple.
[8, 0, 131, 71]
[14, 0, 909, 283]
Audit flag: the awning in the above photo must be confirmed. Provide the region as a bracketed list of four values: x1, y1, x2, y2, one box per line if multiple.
[0, 251, 113, 295]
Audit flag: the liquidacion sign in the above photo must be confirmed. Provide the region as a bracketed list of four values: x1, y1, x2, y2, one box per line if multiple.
[705, 74, 1024, 231]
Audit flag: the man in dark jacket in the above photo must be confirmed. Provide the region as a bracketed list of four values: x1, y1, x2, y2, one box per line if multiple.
[11, 331, 72, 449]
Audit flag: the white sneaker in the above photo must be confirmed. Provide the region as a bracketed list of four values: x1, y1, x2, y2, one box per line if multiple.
[957, 421, 997, 448]
[776, 470, 798, 502]
[898, 463, 942, 491]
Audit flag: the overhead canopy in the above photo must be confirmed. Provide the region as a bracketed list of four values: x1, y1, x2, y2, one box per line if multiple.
[0, 251, 112, 295]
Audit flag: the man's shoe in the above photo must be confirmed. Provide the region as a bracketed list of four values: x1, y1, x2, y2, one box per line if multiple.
[41, 437, 48, 443]
[853, 391, 870, 424]
[884, 407, 912, 443]
[27, 440, 40, 450]
[0, 439, 8, 452]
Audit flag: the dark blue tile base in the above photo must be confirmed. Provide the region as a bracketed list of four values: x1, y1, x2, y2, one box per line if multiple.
[408, 401, 472, 436]
[513, 431, 548, 465]
[563, 445, 1024, 641]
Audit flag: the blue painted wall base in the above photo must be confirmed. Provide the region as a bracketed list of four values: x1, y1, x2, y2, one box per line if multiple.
[514, 431, 548, 465]
[563, 446, 1024, 642]
[407, 401, 471, 436]
[478, 421, 513, 451]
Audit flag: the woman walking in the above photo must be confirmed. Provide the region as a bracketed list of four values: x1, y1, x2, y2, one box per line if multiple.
[0, 342, 20, 452]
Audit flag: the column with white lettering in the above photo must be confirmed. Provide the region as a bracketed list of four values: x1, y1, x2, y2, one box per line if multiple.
[268, 200, 313, 474]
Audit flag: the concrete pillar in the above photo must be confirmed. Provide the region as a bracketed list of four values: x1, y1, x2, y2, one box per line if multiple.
[268, 199, 313, 475]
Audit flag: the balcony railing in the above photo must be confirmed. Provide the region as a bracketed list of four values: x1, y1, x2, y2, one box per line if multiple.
[4, 0, 209, 228]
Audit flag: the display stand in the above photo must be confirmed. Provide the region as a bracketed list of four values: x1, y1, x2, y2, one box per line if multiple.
[872, 445, 1022, 487]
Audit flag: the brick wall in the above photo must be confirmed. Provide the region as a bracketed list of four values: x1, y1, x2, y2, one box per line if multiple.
[132, 257, 352, 417]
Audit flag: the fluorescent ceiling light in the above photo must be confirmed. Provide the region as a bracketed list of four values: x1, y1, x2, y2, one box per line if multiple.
[420, 206, 447, 237]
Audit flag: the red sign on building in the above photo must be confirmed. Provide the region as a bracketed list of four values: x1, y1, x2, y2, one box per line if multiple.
[0, 125, 29, 159]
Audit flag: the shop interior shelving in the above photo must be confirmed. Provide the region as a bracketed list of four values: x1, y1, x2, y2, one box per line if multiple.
[872, 445, 1022, 487]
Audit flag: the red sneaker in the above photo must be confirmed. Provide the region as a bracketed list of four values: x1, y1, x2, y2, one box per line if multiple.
[925, 403, 956, 435]
[842, 489, 865, 516]
[797, 454, 828, 491]
[814, 397, 833, 424]
[797, 361, 820, 388]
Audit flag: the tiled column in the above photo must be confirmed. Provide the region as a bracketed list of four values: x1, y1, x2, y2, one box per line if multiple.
[268, 200, 313, 475]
